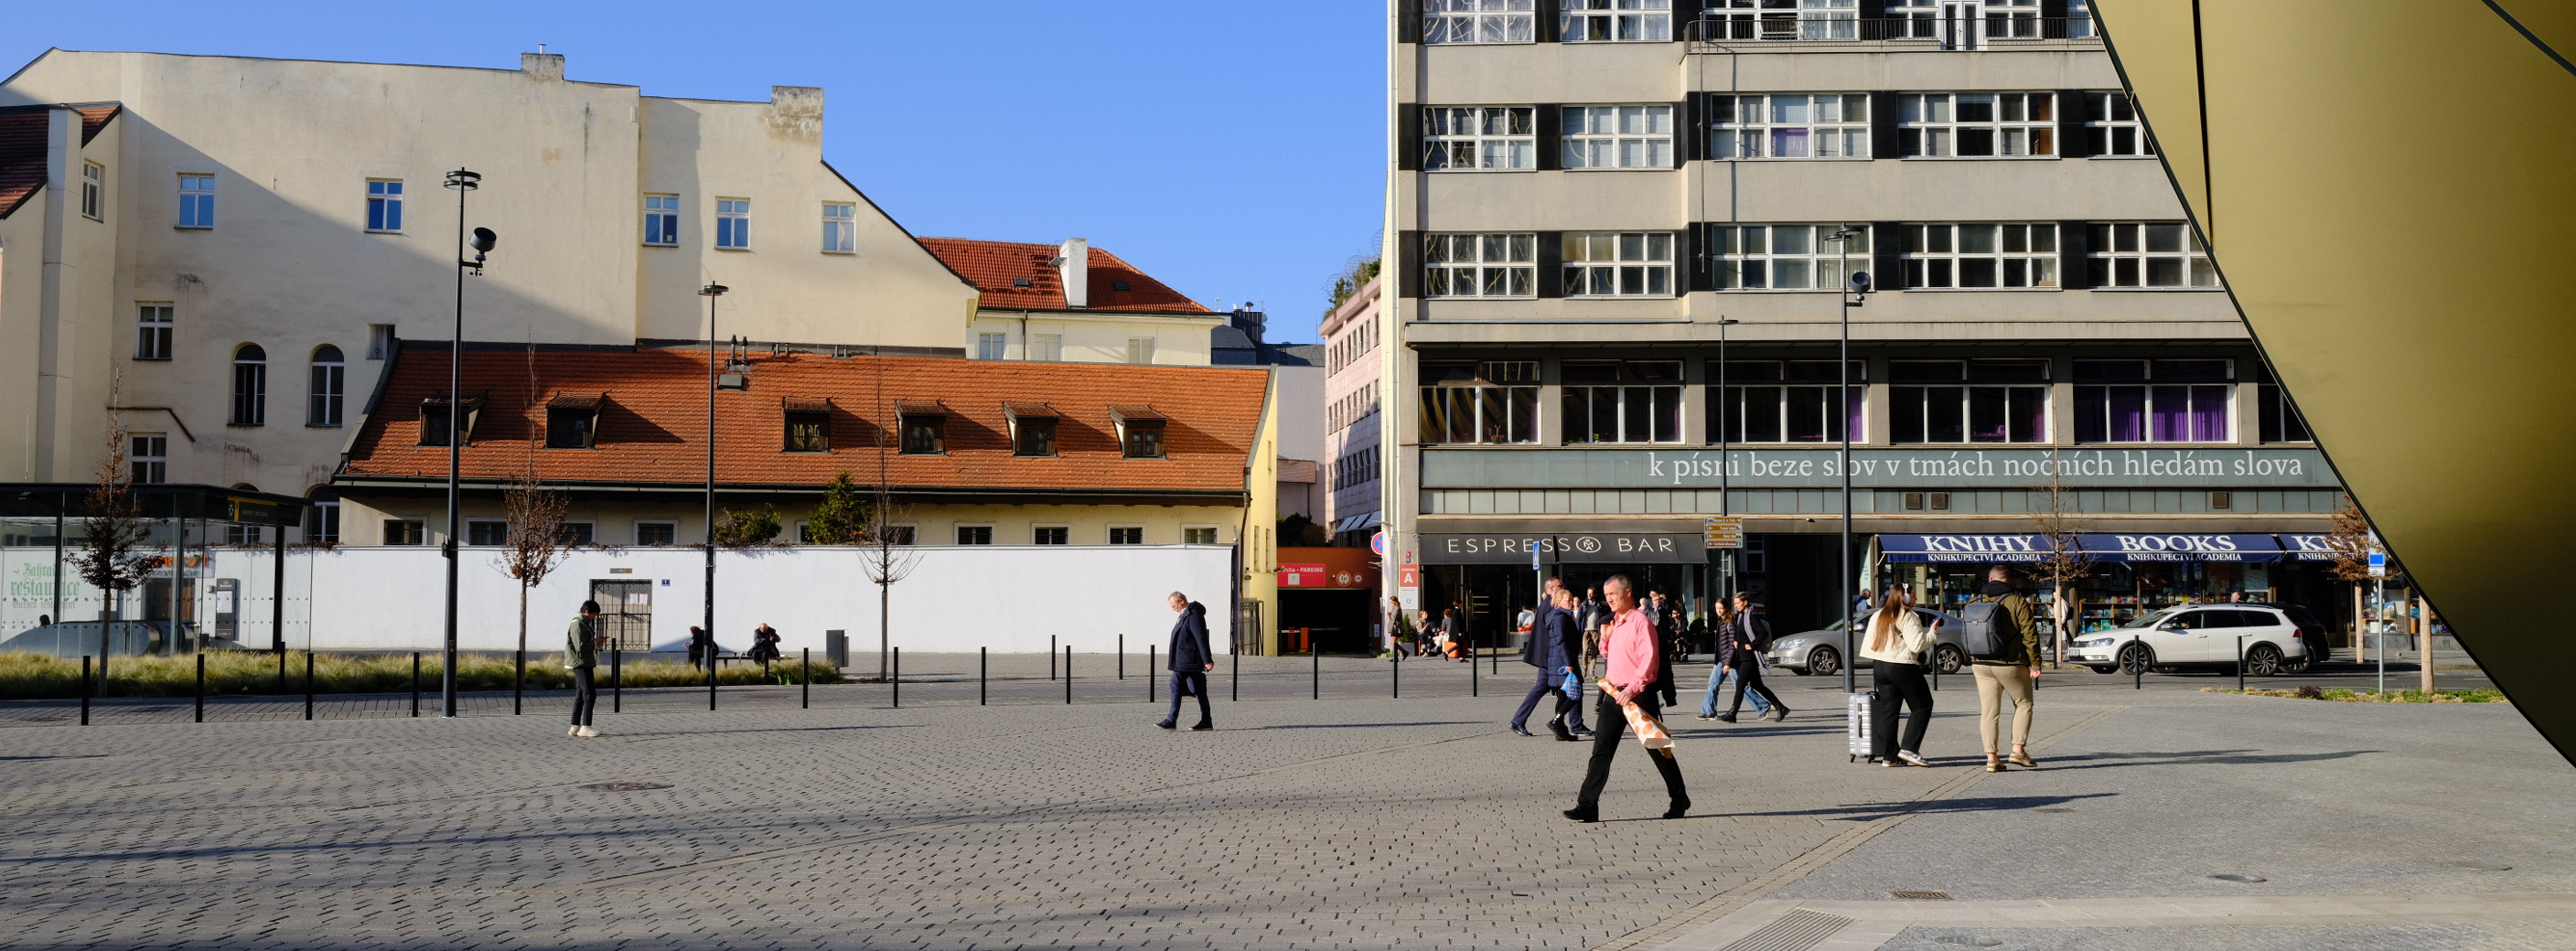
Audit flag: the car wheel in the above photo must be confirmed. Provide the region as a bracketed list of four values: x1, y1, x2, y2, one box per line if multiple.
[2088, 665, 2118, 675]
[2244, 644, 2284, 678]
[2117, 642, 2153, 675]
[1809, 646, 1841, 679]
[1934, 645, 1966, 675]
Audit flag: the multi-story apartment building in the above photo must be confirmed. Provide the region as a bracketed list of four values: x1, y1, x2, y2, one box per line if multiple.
[1383, 2, 2341, 649]
[1321, 274, 1387, 547]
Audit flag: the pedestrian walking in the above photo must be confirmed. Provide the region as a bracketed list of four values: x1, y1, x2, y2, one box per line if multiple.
[565, 600, 605, 737]
[1966, 566, 2043, 772]
[1565, 574, 1690, 823]
[1862, 586, 1939, 767]
[1712, 593, 1787, 722]
[686, 625, 709, 669]
[1156, 592, 1215, 731]
[1511, 578, 1589, 738]
[1698, 600, 1771, 720]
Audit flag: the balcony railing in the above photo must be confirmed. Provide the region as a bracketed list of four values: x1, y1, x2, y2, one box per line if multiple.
[1685, 16, 2099, 49]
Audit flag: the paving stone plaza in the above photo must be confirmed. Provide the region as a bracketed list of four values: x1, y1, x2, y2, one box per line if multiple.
[3, 657, 2568, 950]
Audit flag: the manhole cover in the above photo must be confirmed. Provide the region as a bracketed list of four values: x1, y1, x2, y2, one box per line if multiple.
[579, 781, 671, 792]
[2445, 861, 2513, 871]
[2208, 874, 2267, 883]
[2033, 807, 2077, 813]
[1891, 891, 1953, 901]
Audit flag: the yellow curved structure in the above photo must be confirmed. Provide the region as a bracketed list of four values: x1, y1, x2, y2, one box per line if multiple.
[2090, 1, 2576, 758]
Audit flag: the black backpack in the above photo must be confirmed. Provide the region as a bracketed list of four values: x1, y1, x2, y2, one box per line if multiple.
[1959, 597, 2019, 661]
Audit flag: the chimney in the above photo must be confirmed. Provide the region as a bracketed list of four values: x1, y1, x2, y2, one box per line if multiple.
[521, 50, 564, 81]
[1059, 238, 1089, 309]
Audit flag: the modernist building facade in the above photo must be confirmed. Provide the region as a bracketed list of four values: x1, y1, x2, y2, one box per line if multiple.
[1381, 2, 2341, 641]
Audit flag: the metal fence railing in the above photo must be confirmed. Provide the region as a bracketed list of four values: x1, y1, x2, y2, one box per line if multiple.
[1686, 16, 2098, 48]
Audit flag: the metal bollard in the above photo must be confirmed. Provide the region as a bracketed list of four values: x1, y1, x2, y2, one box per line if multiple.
[304, 651, 315, 721]
[513, 649, 524, 715]
[1149, 646, 1156, 701]
[709, 653, 718, 711]
[611, 646, 623, 713]
[893, 646, 901, 709]
[411, 652, 421, 718]
[195, 653, 205, 723]
[80, 656, 91, 726]
[980, 646, 987, 706]
[802, 648, 810, 710]
[1230, 647, 1238, 702]
[1050, 635, 1057, 680]
[1065, 646, 1073, 705]
[1392, 645, 1401, 699]
[2238, 635, 2247, 691]
[1313, 646, 1320, 700]
[1119, 635, 1125, 679]
[1471, 633, 1478, 697]
[2132, 635, 2144, 690]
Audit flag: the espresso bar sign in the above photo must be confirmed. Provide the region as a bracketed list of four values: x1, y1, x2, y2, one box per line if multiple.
[1422, 532, 1709, 565]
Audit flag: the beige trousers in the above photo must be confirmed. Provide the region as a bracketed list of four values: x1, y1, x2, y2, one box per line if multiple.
[1972, 664, 2035, 754]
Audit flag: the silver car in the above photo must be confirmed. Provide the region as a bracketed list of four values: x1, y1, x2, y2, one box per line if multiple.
[1766, 608, 1969, 679]
[2067, 604, 2317, 676]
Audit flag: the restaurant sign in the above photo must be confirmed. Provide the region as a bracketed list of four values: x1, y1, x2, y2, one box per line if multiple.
[1880, 533, 2291, 564]
[1421, 532, 1707, 565]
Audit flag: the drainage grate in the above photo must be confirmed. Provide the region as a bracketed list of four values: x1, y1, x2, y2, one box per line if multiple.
[2208, 874, 2267, 883]
[1890, 891, 1953, 901]
[579, 781, 671, 792]
[2033, 807, 2077, 813]
[1717, 910, 1855, 951]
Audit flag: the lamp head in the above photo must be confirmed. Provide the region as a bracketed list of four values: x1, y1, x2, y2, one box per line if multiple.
[1828, 228, 1863, 242]
[443, 168, 480, 191]
[1851, 271, 1873, 294]
[469, 227, 498, 255]
[699, 283, 729, 297]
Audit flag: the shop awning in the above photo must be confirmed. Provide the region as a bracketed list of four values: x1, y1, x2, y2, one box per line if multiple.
[1880, 533, 2288, 563]
[2277, 533, 2342, 561]
[1332, 511, 1381, 533]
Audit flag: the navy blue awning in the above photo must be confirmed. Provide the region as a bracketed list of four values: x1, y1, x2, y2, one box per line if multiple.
[1879, 534, 2054, 563]
[1880, 533, 2286, 563]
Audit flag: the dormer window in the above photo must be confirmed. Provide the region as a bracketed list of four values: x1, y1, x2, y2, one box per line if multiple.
[1012, 277, 1031, 288]
[419, 393, 485, 447]
[896, 401, 946, 454]
[546, 393, 603, 449]
[1112, 282, 1132, 292]
[783, 397, 831, 453]
[1004, 402, 1058, 457]
[1111, 405, 1166, 459]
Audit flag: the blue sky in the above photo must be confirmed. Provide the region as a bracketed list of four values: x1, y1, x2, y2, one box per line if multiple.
[4, 1, 1386, 344]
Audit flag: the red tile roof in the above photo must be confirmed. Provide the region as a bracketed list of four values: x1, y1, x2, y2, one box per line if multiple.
[0, 106, 118, 219]
[918, 238, 1213, 314]
[339, 348, 1268, 498]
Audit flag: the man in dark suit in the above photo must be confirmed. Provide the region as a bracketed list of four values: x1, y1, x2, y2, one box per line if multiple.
[1157, 592, 1215, 731]
[1509, 577, 1588, 737]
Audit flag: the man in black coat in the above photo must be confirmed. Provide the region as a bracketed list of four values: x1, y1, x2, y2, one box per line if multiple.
[1157, 592, 1215, 731]
[1509, 578, 1590, 738]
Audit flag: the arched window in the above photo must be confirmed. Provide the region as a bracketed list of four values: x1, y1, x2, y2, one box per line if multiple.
[309, 345, 345, 426]
[231, 344, 267, 426]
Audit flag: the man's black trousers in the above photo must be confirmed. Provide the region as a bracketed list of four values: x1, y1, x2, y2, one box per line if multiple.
[1728, 660, 1783, 716]
[1165, 670, 1210, 726]
[1510, 667, 1586, 732]
[1870, 659, 1932, 760]
[1574, 690, 1687, 812]
[569, 666, 596, 727]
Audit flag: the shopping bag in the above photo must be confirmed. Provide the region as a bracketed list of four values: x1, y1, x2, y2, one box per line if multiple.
[1598, 679, 1673, 753]
[1560, 669, 1582, 700]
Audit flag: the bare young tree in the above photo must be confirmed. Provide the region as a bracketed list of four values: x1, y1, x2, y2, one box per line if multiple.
[70, 379, 156, 683]
[2026, 453, 2094, 666]
[496, 345, 575, 656]
[2322, 492, 2377, 658]
[860, 354, 919, 680]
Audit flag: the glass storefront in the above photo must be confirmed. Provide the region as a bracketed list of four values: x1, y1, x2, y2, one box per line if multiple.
[2, 485, 308, 657]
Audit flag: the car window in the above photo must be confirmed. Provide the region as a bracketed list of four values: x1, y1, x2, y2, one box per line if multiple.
[2120, 608, 2182, 629]
[2168, 611, 2210, 629]
[2198, 610, 2246, 628]
[2236, 609, 2284, 628]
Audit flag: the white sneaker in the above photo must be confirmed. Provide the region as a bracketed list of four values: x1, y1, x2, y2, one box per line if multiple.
[1896, 750, 1933, 767]
[567, 725, 579, 737]
[575, 726, 599, 738]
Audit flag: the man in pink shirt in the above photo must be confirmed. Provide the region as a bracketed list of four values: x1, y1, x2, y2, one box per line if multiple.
[1566, 574, 1690, 823]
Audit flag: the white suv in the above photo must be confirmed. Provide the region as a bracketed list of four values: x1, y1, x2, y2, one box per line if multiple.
[2069, 605, 2317, 676]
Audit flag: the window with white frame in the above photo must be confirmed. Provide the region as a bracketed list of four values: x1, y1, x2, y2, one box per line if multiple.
[1420, 360, 1540, 444]
[1703, 0, 1860, 40]
[1562, 360, 1683, 443]
[131, 434, 168, 485]
[1888, 359, 2049, 443]
[1901, 223, 2058, 288]
[1182, 526, 1219, 544]
[1423, 106, 1535, 171]
[1109, 526, 1144, 545]
[1561, 0, 1671, 42]
[1562, 105, 1673, 168]
[308, 346, 345, 427]
[643, 195, 680, 246]
[1126, 337, 1156, 365]
[555, 521, 596, 546]
[80, 162, 102, 220]
[135, 304, 174, 360]
[1710, 360, 1864, 443]
[2073, 358, 2232, 443]
[714, 198, 750, 249]
[177, 175, 215, 229]
[367, 324, 394, 360]
[636, 521, 679, 546]
[308, 499, 340, 544]
[467, 520, 509, 546]
[365, 179, 402, 232]
[1562, 232, 1675, 297]
[2086, 222, 2216, 288]
[231, 344, 267, 426]
[1033, 526, 1069, 545]
[956, 525, 994, 545]
[1709, 93, 1870, 159]
[1982, 0, 2046, 38]
[1898, 93, 2057, 157]
[977, 333, 1007, 360]
[383, 519, 426, 546]
[1710, 224, 1871, 290]
[2252, 363, 2312, 443]
[1029, 334, 1062, 361]
[2082, 92, 2152, 156]
[1423, 233, 1536, 298]
[821, 202, 855, 253]
[1422, 0, 1536, 44]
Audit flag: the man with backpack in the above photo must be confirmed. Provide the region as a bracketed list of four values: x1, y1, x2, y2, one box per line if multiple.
[1960, 565, 2043, 772]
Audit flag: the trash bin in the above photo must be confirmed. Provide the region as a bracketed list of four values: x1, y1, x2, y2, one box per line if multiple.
[825, 630, 848, 668]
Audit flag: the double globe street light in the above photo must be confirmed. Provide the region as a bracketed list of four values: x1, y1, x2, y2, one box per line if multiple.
[440, 168, 497, 718]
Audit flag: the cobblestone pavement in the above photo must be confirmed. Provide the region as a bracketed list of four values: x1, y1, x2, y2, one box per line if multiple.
[0, 657, 2560, 950]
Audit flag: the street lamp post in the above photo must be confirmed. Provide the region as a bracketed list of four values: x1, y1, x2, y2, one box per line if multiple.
[1714, 318, 1739, 603]
[439, 168, 494, 718]
[1825, 229, 1869, 695]
[700, 283, 728, 700]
